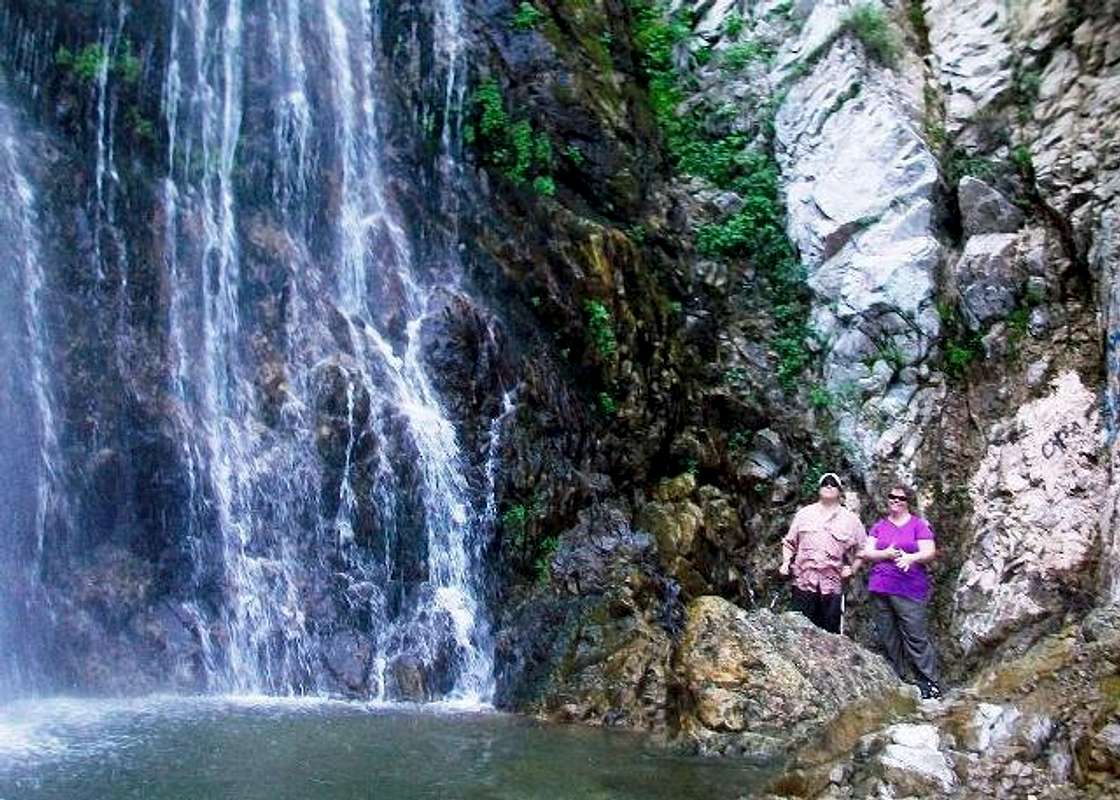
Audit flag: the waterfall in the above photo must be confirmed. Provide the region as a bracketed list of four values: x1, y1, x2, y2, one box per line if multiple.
[0, 0, 500, 703]
[0, 84, 62, 700]
[148, 0, 494, 700]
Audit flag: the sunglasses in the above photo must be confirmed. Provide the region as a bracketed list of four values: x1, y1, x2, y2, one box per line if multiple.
[820, 479, 840, 488]
[887, 494, 908, 502]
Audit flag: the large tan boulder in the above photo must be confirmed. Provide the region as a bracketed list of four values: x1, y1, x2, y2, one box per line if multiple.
[674, 596, 906, 758]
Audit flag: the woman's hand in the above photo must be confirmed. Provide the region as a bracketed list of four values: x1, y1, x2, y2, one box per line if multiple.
[864, 544, 901, 562]
[894, 551, 916, 572]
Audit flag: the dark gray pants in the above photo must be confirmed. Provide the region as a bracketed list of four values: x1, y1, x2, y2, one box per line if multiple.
[871, 592, 939, 686]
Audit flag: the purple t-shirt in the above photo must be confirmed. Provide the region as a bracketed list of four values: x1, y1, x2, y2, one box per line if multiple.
[867, 515, 935, 602]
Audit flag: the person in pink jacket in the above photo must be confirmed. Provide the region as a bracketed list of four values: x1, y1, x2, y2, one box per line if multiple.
[779, 472, 866, 633]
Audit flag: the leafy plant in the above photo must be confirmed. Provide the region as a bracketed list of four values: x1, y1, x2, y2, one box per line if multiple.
[113, 38, 141, 83]
[1011, 145, 1033, 179]
[511, 2, 546, 31]
[597, 391, 618, 415]
[584, 299, 618, 358]
[125, 105, 154, 144]
[721, 41, 773, 71]
[728, 429, 752, 452]
[840, 3, 898, 67]
[809, 384, 833, 409]
[56, 43, 108, 82]
[533, 536, 559, 584]
[532, 175, 556, 196]
[724, 12, 744, 38]
[466, 79, 556, 189]
[630, 0, 812, 388]
[946, 150, 998, 184]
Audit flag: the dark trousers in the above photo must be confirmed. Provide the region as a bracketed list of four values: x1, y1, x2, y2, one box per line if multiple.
[871, 592, 940, 686]
[791, 586, 843, 634]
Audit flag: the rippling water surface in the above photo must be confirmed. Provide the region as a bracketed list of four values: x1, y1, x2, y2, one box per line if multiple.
[0, 696, 768, 799]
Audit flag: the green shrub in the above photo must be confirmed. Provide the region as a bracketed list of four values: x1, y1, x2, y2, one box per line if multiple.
[533, 536, 559, 583]
[630, 0, 812, 388]
[511, 2, 546, 31]
[840, 4, 898, 67]
[113, 39, 141, 83]
[501, 504, 530, 549]
[946, 150, 998, 184]
[809, 384, 833, 409]
[57, 43, 108, 82]
[584, 299, 618, 357]
[724, 12, 744, 38]
[467, 79, 556, 189]
[597, 391, 618, 415]
[125, 105, 154, 143]
[1011, 145, 1033, 179]
[721, 41, 773, 70]
[944, 339, 978, 377]
[532, 175, 556, 196]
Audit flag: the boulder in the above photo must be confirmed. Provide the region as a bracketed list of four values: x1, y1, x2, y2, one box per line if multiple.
[954, 232, 1022, 331]
[738, 428, 790, 481]
[550, 504, 656, 596]
[674, 597, 904, 758]
[958, 176, 1025, 237]
[322, 631, 372, 695]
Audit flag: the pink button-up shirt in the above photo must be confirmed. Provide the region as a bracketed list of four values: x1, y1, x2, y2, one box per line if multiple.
[783, 502, 866, 595]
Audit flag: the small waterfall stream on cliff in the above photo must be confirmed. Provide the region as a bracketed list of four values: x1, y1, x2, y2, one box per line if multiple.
[0, 86, 62, 702]
[0, 0, 499, 704]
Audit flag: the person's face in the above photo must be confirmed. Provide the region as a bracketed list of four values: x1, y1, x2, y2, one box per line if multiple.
[818, 477, 840, 499]
[887, 490, 908, 511]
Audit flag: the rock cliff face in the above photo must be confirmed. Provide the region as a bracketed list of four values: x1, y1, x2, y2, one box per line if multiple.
[467, 0, 1120, 787]
[1, 0, 1119, 792]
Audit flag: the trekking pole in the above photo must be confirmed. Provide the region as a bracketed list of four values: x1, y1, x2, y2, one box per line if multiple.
[840, 590, 845, 636]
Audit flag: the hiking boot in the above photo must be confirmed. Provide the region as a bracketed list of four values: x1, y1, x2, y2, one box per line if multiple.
[918, 680, 943, 700]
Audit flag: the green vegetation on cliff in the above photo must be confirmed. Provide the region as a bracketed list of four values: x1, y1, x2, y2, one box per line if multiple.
[629, 0, 811, 386]
[465, 79, 556, 195]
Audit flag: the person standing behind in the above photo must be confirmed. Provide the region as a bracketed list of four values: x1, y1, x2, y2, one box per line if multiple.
[779, 472, 866, 634]
[861, 483, 942, 699]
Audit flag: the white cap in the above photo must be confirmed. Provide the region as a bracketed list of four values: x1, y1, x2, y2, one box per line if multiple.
[818, 472, 843, 490]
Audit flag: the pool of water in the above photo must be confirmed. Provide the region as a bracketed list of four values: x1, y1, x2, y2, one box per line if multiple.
[0, 696, 770, 799]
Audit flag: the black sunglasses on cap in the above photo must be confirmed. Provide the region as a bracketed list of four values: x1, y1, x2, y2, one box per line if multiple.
[820, 477, 840, 488]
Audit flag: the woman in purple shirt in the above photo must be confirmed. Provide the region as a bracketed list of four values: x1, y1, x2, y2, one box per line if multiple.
[861, 483, 942, 700]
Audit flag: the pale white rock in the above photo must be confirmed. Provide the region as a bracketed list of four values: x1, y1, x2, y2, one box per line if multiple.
[923, 0, 1015, 146]
[876, 723, 956, 794]
[1097, 207, 1120, 600]
[775, 34, 941, 477]
[772, 0, 849, 76]
[889, 722, 941, 750]
[953, 371, 1107, 655]
[962, 702, 1022, 752]
[687, 0, 742, 41]
[1009, 0, 1071, 56]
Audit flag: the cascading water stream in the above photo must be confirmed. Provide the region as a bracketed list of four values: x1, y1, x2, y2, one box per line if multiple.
[0, 85, 63, 701]
[149, 0, 497, 701]
[0, 0, 502, 705]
